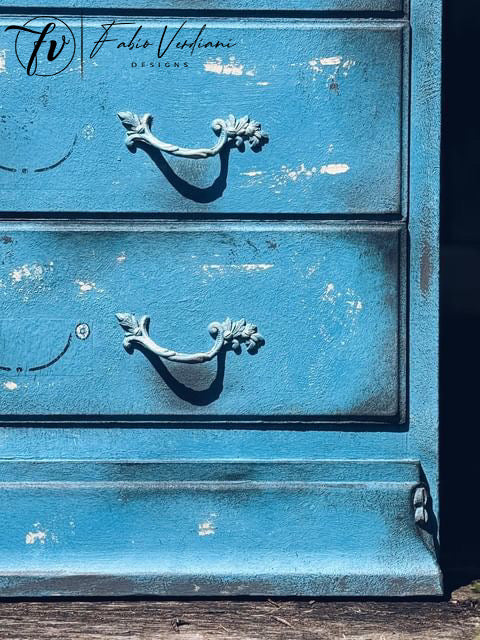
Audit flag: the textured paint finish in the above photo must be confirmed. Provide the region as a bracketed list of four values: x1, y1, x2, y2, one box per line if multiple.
[0, 1, 405, 10]
[0, 0, 442, 598]
[0, 459, 441, 597]
[0, 222, 405, 419]
[408, 0, 442, 528]
[0, 20, 408, 215]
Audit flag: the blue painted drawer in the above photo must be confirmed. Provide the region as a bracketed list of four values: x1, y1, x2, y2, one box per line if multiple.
[0, 222, 404, 420]
[0, 18, 408, 215]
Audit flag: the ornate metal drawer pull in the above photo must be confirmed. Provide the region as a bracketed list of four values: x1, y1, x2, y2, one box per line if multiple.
[117, 112, 269, 159]
[116, 313, 265, 364]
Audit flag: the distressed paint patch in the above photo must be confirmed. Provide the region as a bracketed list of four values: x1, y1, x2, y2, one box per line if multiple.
[25, 530, 47, 545]
[75, 280, 104, 294]
[272, 163, 350, 188]
[3, 381, 18, 391]
[198, 512, 217, 536]
[204, 56, 255, 77]
[308, 56, 356, 74]
[201, 263, 273, 276]
[317, 283, 364, 346]
[320, 163, 350, 175]
[198, 521, 215, 536]
[82, 124, 95, 140]
[10, 262, 53, 284]
[241, 170, 264, 177]
[116, 253, 127, 263]
[0, 49, 6, 73]
[420, 240, 433, 296]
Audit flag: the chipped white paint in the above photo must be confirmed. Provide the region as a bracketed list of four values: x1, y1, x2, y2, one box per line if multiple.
[3, 381, 18, 391]
[75, 280, 103, 294]
[342, 59, 356, 73]
[319, 56, 342, 66]
[25, 530, 47, 545]
[204, 56, 255, 77]
[0, 49, 6, 73]
[272, 162, 349, 188]
[241, 263, 272, 271]
[285, 163, 317, 181]
[241, 170, 264, 177]
[322, 283, 337, 303]
[116, 252, 127, 263]
[198, 520, 215, 536]
[307, 56, 356, 92]
[320, 163, 350, 175]
[10, 262, 52, 284]
[321, 284, 363, 314]
[328, 144, 334, 153]
[256, 81, 270, 86]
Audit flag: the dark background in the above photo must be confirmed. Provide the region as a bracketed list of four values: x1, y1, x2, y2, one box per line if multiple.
[441, 0, 480, 586]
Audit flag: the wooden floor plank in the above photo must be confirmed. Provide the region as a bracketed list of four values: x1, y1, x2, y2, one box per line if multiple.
[0, 586, 478, 640]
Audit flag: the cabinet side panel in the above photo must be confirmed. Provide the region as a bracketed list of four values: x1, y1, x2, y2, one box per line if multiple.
[408, 0, 442, 521]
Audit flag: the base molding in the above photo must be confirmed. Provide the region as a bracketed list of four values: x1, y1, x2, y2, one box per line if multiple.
[0, 459, 442, 597]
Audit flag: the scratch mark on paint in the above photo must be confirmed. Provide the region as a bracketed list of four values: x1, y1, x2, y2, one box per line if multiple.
[0, 49, 6, 73]
[256, 81, 269, 86]
[3, 381, 18, 391]
[116, 252, 127, 263]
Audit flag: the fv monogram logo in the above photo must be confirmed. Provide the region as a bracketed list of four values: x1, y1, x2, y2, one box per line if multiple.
[5, 16, 75, 76]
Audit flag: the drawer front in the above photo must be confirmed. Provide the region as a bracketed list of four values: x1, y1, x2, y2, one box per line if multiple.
[0, 222, 404, 420]
[0, 19, 407, 216]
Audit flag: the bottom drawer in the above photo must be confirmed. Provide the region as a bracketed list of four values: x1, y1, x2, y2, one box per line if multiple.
[0, 221, 405, 422]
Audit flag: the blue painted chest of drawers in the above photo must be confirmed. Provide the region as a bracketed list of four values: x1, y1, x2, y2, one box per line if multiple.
[0, 0, 442, 596]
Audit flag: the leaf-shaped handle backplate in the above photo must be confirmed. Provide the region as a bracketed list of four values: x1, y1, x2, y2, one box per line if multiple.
[117, 112, 269, 159]
[116, 314, 265, 364]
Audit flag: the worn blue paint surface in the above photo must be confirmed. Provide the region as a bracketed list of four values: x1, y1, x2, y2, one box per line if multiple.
[0, 1, 442, 597]
[0, 19, 408, 215]
[0, 1, 405, 10]
[0, 460, 440, 597]
[0, 222, 404, 419]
